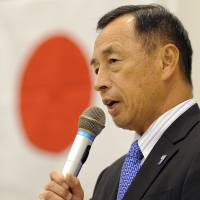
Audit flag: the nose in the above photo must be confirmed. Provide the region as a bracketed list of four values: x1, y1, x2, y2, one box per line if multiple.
[94, 67, 111, 92]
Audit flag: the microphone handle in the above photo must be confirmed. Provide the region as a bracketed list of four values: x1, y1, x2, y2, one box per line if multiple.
[62, 130, 94, 177]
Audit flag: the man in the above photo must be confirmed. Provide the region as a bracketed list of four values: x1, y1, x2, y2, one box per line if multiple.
[38, 4, 200, 200]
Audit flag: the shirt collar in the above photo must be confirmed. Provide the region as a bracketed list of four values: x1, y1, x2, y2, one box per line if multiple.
[138, 99, 195, 160]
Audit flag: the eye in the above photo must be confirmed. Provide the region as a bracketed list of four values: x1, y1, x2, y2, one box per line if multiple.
[109, 58, 119, 64]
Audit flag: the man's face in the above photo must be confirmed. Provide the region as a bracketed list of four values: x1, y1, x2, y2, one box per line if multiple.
[91, 15, 163, 133]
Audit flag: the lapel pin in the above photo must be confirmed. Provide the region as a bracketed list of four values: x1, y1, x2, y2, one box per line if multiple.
[158, 154, 167, 165]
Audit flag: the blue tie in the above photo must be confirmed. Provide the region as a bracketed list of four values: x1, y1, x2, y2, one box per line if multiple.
[117, 140, 143, 200]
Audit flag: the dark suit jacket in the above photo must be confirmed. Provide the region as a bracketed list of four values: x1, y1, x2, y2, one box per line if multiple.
[91, 104, 200, 200]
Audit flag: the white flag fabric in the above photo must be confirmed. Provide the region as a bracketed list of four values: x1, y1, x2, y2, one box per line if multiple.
[1, 1, 199, 200]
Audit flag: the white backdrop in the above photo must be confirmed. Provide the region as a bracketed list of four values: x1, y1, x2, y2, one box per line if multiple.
[0, 0, 199, 200]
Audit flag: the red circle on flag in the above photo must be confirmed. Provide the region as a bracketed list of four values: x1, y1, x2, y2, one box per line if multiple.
[20, 35, 92, 153]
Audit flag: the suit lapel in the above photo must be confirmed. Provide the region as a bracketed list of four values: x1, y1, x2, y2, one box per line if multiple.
[123, 136, 178, 200]
[124, 104, 200, 200]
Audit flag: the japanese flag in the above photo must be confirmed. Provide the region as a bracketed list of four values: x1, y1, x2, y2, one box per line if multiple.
[0, 0, 188, 200]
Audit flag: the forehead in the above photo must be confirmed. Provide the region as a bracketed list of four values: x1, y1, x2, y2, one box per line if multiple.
[94, 15, 138, 52]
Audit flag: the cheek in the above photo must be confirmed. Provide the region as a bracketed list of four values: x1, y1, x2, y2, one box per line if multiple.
[124, 75, 157, 110]
[137, 77, 162, 114]
[122, 83, 145, 112]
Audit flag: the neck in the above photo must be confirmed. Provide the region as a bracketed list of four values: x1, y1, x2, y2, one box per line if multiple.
[139, 81, 193, 134]
[160, 80, 193, 115]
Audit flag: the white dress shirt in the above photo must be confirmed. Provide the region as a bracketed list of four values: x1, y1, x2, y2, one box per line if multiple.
[138, 99, 195, 164]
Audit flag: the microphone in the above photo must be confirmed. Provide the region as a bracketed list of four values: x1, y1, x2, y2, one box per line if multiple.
[62, 106, 106, 177]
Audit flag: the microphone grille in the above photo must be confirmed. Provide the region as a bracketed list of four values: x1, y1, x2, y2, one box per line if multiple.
[78, 106, 105, 137]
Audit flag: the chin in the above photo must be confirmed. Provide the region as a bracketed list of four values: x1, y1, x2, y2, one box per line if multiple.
[113, 116, 140, 132]
[113, 118, 134, 130]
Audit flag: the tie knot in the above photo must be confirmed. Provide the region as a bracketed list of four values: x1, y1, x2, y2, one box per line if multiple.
[128, 140, 143, 160]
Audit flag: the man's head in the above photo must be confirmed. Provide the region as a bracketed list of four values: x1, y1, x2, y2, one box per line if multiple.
[91, 4, 193, 133]
[97, 4, 193, 85]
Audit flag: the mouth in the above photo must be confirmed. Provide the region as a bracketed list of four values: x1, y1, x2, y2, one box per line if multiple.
[103, 99, 120, 114]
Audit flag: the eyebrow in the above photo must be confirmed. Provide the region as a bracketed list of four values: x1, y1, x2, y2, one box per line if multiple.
[102, 46, 114, 55]
[90, 46, 115, 66]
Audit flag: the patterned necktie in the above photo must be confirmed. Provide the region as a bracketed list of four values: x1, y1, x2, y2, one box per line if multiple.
[117, 140, 143, 200]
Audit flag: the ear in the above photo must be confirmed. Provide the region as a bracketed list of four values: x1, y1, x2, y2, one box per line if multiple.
[160, 43, 179, 81]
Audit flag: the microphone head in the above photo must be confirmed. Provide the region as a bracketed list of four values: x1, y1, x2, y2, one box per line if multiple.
[78, 106, 106, 137]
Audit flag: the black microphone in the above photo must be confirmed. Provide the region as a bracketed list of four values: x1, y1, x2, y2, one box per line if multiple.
[62, 106, 106, 177]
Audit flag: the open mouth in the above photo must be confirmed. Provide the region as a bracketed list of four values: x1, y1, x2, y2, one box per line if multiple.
[103, 99, 119, 109]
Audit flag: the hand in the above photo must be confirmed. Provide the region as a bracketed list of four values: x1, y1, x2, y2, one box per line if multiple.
[38, 171, 84, 200]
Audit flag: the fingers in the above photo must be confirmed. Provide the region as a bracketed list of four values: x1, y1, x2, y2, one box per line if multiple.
[38, 171, 72, 200]
[38, 171, 84, 200]
[65, 174, 84, 199]
[38, 190, 72, 200]
[49, 171, 84, 198]
[45, 180, 71, 199]
[49, 171, 69, 189]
